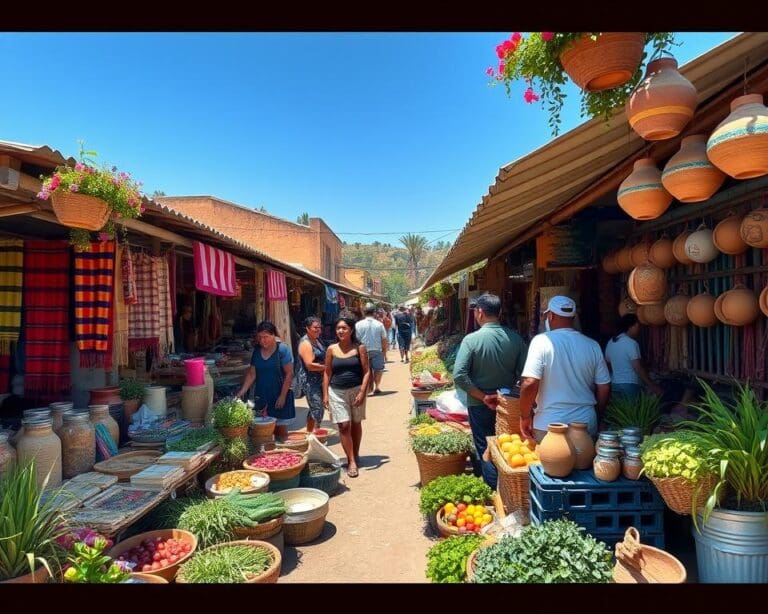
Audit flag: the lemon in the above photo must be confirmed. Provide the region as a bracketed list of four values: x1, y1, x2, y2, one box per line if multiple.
[511, 453, 526, 468]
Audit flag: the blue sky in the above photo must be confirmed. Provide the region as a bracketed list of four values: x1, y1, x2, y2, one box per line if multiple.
[2, 32, 735, 247]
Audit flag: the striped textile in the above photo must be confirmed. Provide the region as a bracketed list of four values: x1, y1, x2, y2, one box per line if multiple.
[267, 268, 287, 300]
[74, 241, 115, 368]
[153, 255, 174, 357]
[167, 247, 177, 317]
[113, 245, 130, 368]
[193, 241, 236, 297]
[0, 239, 24, 355]
[122, 243, 138, 305]
[128, 252, 160, 353]
[268, 299, 293, 358]
[23, 240, 71, 404]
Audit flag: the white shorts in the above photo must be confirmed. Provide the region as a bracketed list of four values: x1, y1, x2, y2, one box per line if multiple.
[328, 385, 366, 424]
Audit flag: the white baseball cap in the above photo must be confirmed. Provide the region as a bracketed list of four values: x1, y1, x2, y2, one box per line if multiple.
[543, 295, 577, 317]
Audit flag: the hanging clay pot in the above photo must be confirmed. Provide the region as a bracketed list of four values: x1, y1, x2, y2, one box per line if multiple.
[760, 287, 768, 318]
[664, 295, 690, 326]
[615, 247, 635, 272]
[618, 296, 638, 317]
[559, 32, 647, 92]
[567, 422, 595, 470]
[637, 303, 667, 326]
[685, 226, 720, 264]
[707, 94, 768, 179]
[672, 231, 693, 265]
[630, 242, 652, 267]
[627, 264, 667, 305]
[627, 57, 697, 141]
[712, 215, 748, 255]
[648, 237, 677, 269]
[538, 423, 576, 478]
[602, 252, 620, 274]
[687, 292, 718, 327]
[739, 209, 768, 248]
[714, 286, 760, 327]
[617, 159, 674, 221]
[661, 135, 726, 202]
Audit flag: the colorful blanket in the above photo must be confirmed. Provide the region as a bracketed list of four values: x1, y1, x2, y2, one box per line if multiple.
[122, 243, 138, 305]
[0, 239, 24, 355]
[23, 240, 71, 404]
[267, 268, 287, 300]
[74, 241, 115, 368]
[113, 245, 130, 368]
[153, 255, 174, 357]
[193, 241, 236, 297]
[128, 252, 160, 353]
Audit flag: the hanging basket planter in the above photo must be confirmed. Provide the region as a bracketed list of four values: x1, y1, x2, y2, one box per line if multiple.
[740, 209, 768, 248]
[714, 286, 760, 327]
[686, 292, 718, 328]
[712, 215, 748, 255]
[559, 32, 647, 92]
[50, 192, 112, 231]
[664, 295, 690, 327]
[637, 303, 667, 326]
[648, 237, 677, 269]
[627, 264, 667, 306]
[662, 135, 726, 203]
[618, 159, 673, 221]
[707, 94, 768, 179]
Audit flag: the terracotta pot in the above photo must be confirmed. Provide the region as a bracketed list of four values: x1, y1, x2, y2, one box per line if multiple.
[618, 296, 638, 317]
[630, 243, 652, 267]
[559, 32, 646, 92]
[707, 93, 768, 179]
[685, 226, 720, 264]
[740, 209, 768, 248]
[0, 565, 50, 584]
[602, 252, 620, 274]
[627, 264, 667, 305]
[672, 231, 693, 265]
[89, 386, 121, 406]
[615, 247, 635, 272]
[648, 237, 677, 269]
[637, 303, 667, 326]
[662, 135, 726, 202]
[687, 292, 718, 327]
[760, 286, 768, 318]
[538, 423, 576, 478]
[567, 422, 595, 470]
[715, 286, 760, 327]
[713, 215, 749, 255]
[664, 295, 691, 326]
[618, 159, 673, 221]
[627, 57, 697, 141]
[123, 399, 140, 425]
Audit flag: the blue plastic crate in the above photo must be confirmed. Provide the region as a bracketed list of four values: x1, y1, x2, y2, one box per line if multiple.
[530, 496, 665, 533]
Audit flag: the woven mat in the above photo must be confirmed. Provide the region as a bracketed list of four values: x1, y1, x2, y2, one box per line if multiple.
[68, 471, 118, 490]
[82, 483, 166, 513]
[40, 482, 102, 512]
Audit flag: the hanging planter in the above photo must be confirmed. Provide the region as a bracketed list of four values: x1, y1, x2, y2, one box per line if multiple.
[662, 135, 726, 203]
[649, 237, 677, 269]
[559, 32, 647, 92]
[740, 209, 768, 248]
[672, 231, 694, 265]
[627, 264, 667, 305]
[637, 303, 667, 326]
[627, 57, 697, 141]
[630, 242, 652, 267]
[614, 247, 635, 272]
[685, 225, 720, 264]
[712, 215, 748, 255]
[686, 292, 718, 328]
[50, 192, 112, 231]
[707, 94, 768, 179]
[714, 285, 759, 327]
[618, 159, 674, 221]
[664, 294, 690, 326]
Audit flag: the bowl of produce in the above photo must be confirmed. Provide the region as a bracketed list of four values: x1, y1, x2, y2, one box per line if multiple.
[109, 529, 197, 581]
[176, 540, 281, 584]
[436, 502, 496, 537]
[205, 469, 270, 498]
[279, 431, 310, 452]
[243, 450, 307, 481]
[275, 487, 330, 545]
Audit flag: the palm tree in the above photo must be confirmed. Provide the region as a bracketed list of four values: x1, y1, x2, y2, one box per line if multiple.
[399, 233, 428, 285]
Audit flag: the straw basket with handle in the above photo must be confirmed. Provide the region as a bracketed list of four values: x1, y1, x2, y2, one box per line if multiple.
[495, 390, 521, 436]
[487, 436, 529, 523]
[50, 192, 112, 231]
[648, 473, 718, 515]
[613, 527, 687, 583]
[414, 451, 468, 487]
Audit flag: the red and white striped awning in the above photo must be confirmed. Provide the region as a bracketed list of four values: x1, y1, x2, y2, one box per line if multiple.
[193, 240, 237, 297]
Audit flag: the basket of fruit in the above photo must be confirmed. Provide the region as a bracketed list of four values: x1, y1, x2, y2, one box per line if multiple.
[435, 502, 496, 538]
[243, 450, 307, 481]
[487, 434, 539, 522]
[205, 470, 271, 498]
[108, 529, 197, 581]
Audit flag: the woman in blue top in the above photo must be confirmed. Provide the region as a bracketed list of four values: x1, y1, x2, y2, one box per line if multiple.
[297, 316, 326, 434]
[236, 321, 295, 440]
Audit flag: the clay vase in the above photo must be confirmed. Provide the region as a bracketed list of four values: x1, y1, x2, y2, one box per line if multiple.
[685, 226, 720, 264]
[637, 303, 667, 326]
[567, 422, 595, 470]
[672, 231, 694, 265]
[707, 94, 768, 179]
[538, 423, 576, 477]
[687, 292, 718, 327]
[559, 32, 646, 92]
[618, 296, 638, 317]
[615, 247, 635, 272]
[602, 252, 620, 274]
[627, 57, 697, 141]
[715, 286, 760, 327]
[664, 295, 691, 326]
[713, 215, 749, 255]
[760, 286, 768, 318]
[740, 209, 768, 248]
[648, 237, 677, 269]
[618, 159, 674, 221]
[662, 135, 726, 202]
[630, 243, 652, 267]
[627, 264, 667, 305]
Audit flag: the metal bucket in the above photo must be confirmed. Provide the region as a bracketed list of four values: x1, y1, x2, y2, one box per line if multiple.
[693, 508, 768, 583]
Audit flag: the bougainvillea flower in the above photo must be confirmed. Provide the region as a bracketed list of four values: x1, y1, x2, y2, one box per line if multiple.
[511, 32, 522, 43]
[486, 67, 494, 76]
[523, 87, 540, 103]
[541, 32, 554, 41]
[495, 44, 505, 59]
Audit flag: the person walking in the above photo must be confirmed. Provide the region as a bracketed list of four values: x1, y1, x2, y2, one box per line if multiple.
[605, 314, 663, 399]
[323, 316, 371, 478]
[355, 303, 388, 395]
[452, 293, 527, 489]
[519, 296, 611, 444]
[297, 316, 327, 433]
[394, 305, 414, 362]
[385, 309, 397, 352]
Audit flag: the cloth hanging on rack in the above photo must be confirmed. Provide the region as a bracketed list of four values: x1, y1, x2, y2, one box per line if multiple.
[0, 239, 24, 355]
[128, 252, 160, 354]
[201, 294, 222, 347]
[74, 241, 115, 368]
[269, 299, 293, 357]
[458, 272, 469, 299]
[167, 247, 177, 317]
[267, 269, 288, 301]
[122, 243, 138, 305]
[113, 244, 130, 368]
[193, 241, 236, 297]
[153, 255, 174, 357]
[324, 284, 339, 318]
[23, 240, 71, 404]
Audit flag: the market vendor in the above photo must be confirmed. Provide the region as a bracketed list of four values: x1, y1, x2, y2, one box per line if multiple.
[604, 314, 663, 399]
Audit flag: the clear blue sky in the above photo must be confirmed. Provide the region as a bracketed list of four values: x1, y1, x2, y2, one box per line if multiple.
[2, 32, 735, 247]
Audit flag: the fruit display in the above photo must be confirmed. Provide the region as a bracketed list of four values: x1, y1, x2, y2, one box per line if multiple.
[439, 502, 494, 534]
[496, 433, 539, 468]
[118, 536, 193, 573]
[247, 451, 303, 471]
[215, 470, 269, 494]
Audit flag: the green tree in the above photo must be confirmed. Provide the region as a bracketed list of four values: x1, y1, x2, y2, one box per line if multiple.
[151, 190, 166, 198]
[382, 272, 410, 305]
[399, 233, 429, 285]
[296, 212, 310, 225]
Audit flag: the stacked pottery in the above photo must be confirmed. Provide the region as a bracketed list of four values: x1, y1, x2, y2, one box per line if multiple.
[538, 423, 576, 478]
[664, 295, 691, 326]
[713, 215, 749, 255]
[637, 303, 667, 326]
[617, 159, 674, 221]
[602, 252, 620, 274]
[558, 32, 646, 92]
[567, 422, 595, 470]
[648, 237, 677, 269]
[627, 264, 667, 305]
[627, 57, 697, 141]
[687, 292, 718, 328]
[707, 94, 768, 179]
[662, 135, 726, 202]
[615, 247, 635, 273]
[630, 243, 652, 267]
[672, 231, 694, 265]
[714, 286, 760, 327]
[740, 209, 768, 248]
[685, 226, 720, 264]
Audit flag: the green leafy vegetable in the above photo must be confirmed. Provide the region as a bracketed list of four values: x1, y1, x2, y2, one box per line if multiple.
[411, 430, 473, 455]
[426, 535, 484, 583]
[604, 393, 661, 435]
[178, 544, 273, 583]
[166, 427, 223, 452]
[640, 430, 710, 481]
[212, 397, 252, 429]
[408, 413, 437, 427]
[419, 474, 492, 516]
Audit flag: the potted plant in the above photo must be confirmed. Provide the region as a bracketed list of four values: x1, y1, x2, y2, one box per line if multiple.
[683, 380, 768, 583]
[411, 430, 473, 487]
[36, 141, 144, 250]
[62, 537, 130, 583]
[419, 473, 493, 533]
[119, 378, 145, 426]
[426, 534, 485, 583]
[211, 398, 253, 439]
[488, 32, 676, 135]
[604, 393, 662, 436]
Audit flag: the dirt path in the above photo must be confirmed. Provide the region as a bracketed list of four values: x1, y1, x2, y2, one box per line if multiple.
[281, 352, 433, 582]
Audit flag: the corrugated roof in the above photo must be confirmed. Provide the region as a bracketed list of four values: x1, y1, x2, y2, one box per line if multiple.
[0, 140, 76, 169]
[424, 32, 768, 288]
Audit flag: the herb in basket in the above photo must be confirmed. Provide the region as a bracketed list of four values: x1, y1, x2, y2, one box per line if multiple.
[212, 398, 253, 429]
[640, 431, 710, 481]
[426, 535, 484, 583]
[166, 427, 223, 452]
[407, 413, 437, 428]
[410, 431, 473, 456]
[419, 474, 492, 516]
[220, 436, 254, 470]
[178, 544, 273, 583]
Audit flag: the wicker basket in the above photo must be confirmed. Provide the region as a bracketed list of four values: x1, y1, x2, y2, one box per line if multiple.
[487, 436, 530, 522]
[613, 527, 687, 583]
[464, 536, 497, 583]
[219, 425, 249, 439]
[414, 450, 468, 487]
[243, 450, 307, 481]
[648, 473, 718, 515]
[435, 506, 496, 538]
[495, 392, 521, 436]
[558, 32, 646, 92]
[250, 418, 276, 439]
[278, 432, 309, 453]
[278, 488, 330, 545]
[299, 464, 341, 496]
[232, 514, 285, 540]
[283, 515, 327, 546]
[176, 540, 281, 584]
[50, 192, 112, 231]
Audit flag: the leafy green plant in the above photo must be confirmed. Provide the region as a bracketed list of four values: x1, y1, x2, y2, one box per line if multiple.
[166, 427, 223, 452]
[212, 398, 253, 429]
[63, 537, 130, 583]
[640, 431, 711, 481]
[220, 436, 253, 470]
[473, 519, 612, 583]
[119, 378, 145, 401]
[411, 430, 473, 455]
[178, 544, 274, 583]
[419, 474, 492, 516]
[426, 534, 484, 583]
[408, 413, 437, 427]
[604, 393, 661, 436]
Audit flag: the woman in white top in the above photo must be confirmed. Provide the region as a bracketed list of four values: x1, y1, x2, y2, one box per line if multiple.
[604, 314, 663, 399]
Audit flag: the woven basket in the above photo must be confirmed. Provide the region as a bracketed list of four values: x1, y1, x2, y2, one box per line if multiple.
[411, 389, 433, 401]
[283, 515, 327, 546]
[176, 540, 281, 584]
[250, 418, 276, 439]
[219, 425, 249, 439]
[613, 527, 687, 583]
[559, 32, 646, 92]
[648, 473, 718, 515]
[487, 436, 529, 522]
[435, 506, 496, 538]
[464, 536, 497, 583]
[279, 432, 309, 453]
[299, 465, 341, 496]
[50, 191, 112, 231]
[414, 450, 468, 487]
[243, 450, 307, 481]
[495, 393, 521, 436]
[232, 514, 285, 540]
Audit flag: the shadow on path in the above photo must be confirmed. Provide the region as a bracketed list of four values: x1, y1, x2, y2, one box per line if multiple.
[358, 454, 390, 471]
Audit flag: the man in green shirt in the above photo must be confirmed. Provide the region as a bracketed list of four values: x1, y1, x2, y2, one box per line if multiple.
[452, 293, 527, 488]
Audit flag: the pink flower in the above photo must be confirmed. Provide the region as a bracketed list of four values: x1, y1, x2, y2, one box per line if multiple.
[49, 175, 61, 190]
[69, 184, 79, 192]
[486, 67, 494, 76]
[98, 232, 111, 242]
[75, 163, 85, 171]
[496, 74, 504, 81]
[523, 87, 540, 103]
[498, 62, 505, 73]
[511, 32, 522, 43]
[495, 44, 505, 59]
[541, 32, 554, 41]
[37, 190, 50, 200]
[501, 40, 515, 55]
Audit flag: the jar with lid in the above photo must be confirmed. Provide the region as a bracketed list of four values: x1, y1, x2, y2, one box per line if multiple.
[593, 446, 622, 482]
[620, 434, 642, 450]
[0, 432, 16, 478]
[596, 431, 621, 450]
[88, 405, 119, 448]
[16, 417, 62, 489]
[60, 411, 96, 478]
[622, 447, 644, 480]
[12, 408, 52, 445]
[620, 427, 642, 438]
[49, 402, 74, 435]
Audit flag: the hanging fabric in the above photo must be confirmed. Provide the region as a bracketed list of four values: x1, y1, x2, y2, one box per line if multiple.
[113, 244, 130, 368]
[0, 239, 24, 355]
[122, 243, 138, 305]
[167, 247, 177, 317]
[458, 272, 469, 299]
[254, 267, 265, 323]
[128, 252, 160, 354]
[193, 240, 236, 297]
[23, 240, 71, 404]
[324, 284, 339, 318]
[74, 241, 116, 368]
[267, 268, 288, 301]
[153, 255, 174, 357]
[269, 299, 293, 357]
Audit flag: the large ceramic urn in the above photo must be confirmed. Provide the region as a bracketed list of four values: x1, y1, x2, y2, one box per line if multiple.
[713, 215, 749, 255]
[707, 94, 768, 179]
[567, 422, 595, 470]
[687, 292, 718, 328]
[664, 295, 691, 327]
[617, 159, 674, 221]
[648, 237, 677, 269]
[685, 226, 720, 264]
[662, 135, 726, 202]
[740, 209, 768, 249]
[538, 423, 576, 478]
[628, 264, 667, 305]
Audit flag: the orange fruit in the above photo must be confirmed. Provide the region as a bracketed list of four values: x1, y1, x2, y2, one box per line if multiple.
[511, 453, 526, 468]
[456, 517, 466, 527]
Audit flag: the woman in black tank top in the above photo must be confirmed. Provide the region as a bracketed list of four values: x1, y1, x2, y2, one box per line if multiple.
[323, 315, 370, 478]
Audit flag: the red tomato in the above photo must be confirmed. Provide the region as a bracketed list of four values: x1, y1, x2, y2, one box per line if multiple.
[142, 564, 152, 572]
[151, 562, 161, 571]
[160, 559, 169, 567]
[152, 552, 161, 562]
[466, 523, 475, 532]
[456, 503, 467, 512]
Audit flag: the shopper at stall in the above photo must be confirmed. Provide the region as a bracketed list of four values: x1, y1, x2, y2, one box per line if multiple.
[394, 305, 414, 362]
[173, 304, 196, 353]
[297, 316, 327, 433]
[519, 296, 611, 443]
[383, 309, 396, 354]
[605, 314, 663, 399]
[453, 293, 527, 489]
[323, 316, 370, 478]
[236, 321, 295, 441]
[355, 303, 388, 395]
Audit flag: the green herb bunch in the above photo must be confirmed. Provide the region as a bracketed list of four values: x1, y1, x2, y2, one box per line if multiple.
[220, 437, 254, 470]
[419, 474, 492, 516]
[605, 393, 661, 436]
[411, 430, 473, 456]
[212, 397, 253, 429]
[166, 427, 223, 453]
[178, 544, 274, 583]
[408, 413, 437, 428]
[119, 378, 145, 402]
[426, 535, 484, 583]
[640, 431, 711, 481]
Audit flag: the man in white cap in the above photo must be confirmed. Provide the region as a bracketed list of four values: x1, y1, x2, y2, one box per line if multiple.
[519, 295, 611, 443]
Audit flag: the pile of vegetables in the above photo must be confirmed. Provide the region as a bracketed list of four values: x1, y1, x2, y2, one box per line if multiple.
[426, 535, 484, 583]
[640, 430, 711, 482]
[419, 474, 492, 516]
[410, 424, 444, 437]
[166, 427, 223, 452]
[212, 398, 253, 429]
[246, 451, 304, 472]
[178, 543, 274, 583]
[408, 413, 437, 428]
[411, 430, 473, 456]
[604, 393, 661, 436]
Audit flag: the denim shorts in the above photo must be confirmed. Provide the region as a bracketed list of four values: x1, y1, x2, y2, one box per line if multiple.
[368, 350, 385, 372]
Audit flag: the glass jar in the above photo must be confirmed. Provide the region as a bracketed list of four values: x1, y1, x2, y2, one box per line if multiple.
[0, 432, 16, 478]
[60, 411, 96, 478]
[16, 417, 62, 489]
[88, 405, 119, 448]
[620, 434, 642, 451]
[49, 402, 74, 435]
[593, 446, 622, 482]
[620, 427, 642, 438]
[596, 431, 621, 450]
[622, 448, 644, 480]
[12, 408, 52, 446]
